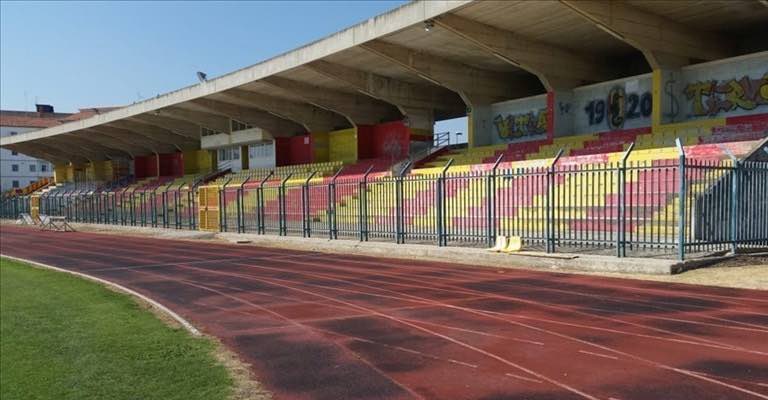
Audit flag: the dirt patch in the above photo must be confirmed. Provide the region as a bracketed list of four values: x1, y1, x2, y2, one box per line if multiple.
[579, 256, 768, 290]
[211, 338, 272, 400]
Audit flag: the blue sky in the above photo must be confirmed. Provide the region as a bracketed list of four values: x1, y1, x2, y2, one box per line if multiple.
[0, 0, 466, 138]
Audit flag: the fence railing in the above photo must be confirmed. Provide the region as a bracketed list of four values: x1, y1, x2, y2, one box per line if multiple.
[3, 156, 767, 260]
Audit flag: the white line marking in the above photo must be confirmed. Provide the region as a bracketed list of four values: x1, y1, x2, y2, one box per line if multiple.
[578, 350, 619, 360]
[505, 372, 543, 384]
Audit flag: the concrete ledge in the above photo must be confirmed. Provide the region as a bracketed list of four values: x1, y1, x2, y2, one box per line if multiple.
[217, 233, 677, 275]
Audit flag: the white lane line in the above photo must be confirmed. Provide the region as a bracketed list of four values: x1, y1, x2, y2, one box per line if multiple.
[578, 350, 619, 360]
[505, 372, 544, 384]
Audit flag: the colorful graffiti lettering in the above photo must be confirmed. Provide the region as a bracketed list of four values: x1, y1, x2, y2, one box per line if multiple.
[493, 109, 547, 140]
[685, 73, 768, 117]
[584, 86, 652, 130]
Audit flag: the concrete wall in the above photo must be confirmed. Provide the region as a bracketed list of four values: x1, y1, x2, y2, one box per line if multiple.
[569, 74, 653, 135]
[488, 95, 548, 145]
[0, 126, 54, 190]
[660, 52, 768, 124]
[477, 53, 768, 147]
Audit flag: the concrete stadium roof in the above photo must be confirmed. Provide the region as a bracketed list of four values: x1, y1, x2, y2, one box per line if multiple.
[3, 0, 767, 163]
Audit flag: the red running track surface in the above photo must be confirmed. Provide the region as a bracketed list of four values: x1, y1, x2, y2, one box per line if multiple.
[1, 225, 767, 400]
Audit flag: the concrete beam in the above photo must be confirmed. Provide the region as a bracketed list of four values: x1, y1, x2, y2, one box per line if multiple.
[66, 131, 142, 158]
[18, 141, 90, 164]
[79, 128, 161, 155]
[109, 120, 199, 148]
[434, 13, 612, 90]
[188, 98, 306, 136]
[129, 114, 201, 139]
[88, 126, 182, 153]
[49, 135, 129, 160]
[560, 0, 731, 68]
[37, 137, 110, 162]
[157, 106, 231, 133]
[303, 61, 466, 129]
[261, 76, 402, 126]
[216, 89, 349, 132]
[4, 143, 71, 165]
[360, 39, 540, 105]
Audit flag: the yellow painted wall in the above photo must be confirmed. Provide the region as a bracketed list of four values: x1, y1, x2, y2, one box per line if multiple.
[184, 150, 214, 174]
[328, 128, 358, 163]
[53, 164, 69, 183]
[85, 160, 113, 181]
[311, 132, 329, 162]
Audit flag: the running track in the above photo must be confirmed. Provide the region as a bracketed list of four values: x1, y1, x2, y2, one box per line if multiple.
[2, 225, 767, 400]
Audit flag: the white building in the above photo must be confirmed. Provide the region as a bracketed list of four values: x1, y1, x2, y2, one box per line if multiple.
[0, 105, 70, 192]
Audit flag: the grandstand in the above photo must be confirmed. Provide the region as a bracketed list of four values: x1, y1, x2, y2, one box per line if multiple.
[1, 0, 767, 260]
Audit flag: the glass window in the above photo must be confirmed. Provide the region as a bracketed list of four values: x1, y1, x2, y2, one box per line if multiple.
[11, 150, 18, 156]
[231, 119, 252, 132]
[30, 164, 36, 172]
[41, 165, 48, 172]
[10, 131, 18, 136]
[12, 180, 19, 188]
[11, 164, 19, 172]
[232, 147, 239, 160]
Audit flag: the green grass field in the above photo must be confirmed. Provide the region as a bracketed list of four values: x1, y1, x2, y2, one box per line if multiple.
[0, 257, 233, 400]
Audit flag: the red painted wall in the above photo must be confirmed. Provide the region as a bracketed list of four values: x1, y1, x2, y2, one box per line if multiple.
[289, 135, 313, 165]
[158, 152, 183, 177]
[356, 125, 375, 160]
[372, 121, 409, 160]
[133, 155, 158, 179]
[274, 138, 291, 166]
[275, 136, 313, 166]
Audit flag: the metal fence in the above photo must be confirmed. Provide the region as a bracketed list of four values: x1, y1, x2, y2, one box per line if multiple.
[3, 154, 767, 260]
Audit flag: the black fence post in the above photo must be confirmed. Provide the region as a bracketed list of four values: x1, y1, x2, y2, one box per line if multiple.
[279, 173, 292, 236]
[437, 159, 453, 247]
[617, 142, 635, 257]
[546, 149, 564, 253]
[328, 166, 345, 240]
[676, 138, 687, 261]
[358, 165, 373, 242]
[487, 154, 504, 248]
[396, 161, 411, 244]
[237, 176, 252, 234]
[257, 171, 274, 235]
[219, 178, 232, 233]
[302, 171, 317, 238]
[731, 160, 741, 254]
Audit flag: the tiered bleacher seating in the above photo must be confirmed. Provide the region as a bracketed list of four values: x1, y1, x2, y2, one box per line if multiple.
[369, 114, 766, 241]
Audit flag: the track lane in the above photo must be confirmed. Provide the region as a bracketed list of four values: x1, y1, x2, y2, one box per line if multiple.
[2, 226, 767, 400]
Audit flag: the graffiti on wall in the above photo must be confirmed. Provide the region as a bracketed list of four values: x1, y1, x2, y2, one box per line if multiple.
[684, 73, 768, 117]
[493, 109, 548, 141]
[584, 86, 652, 130]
